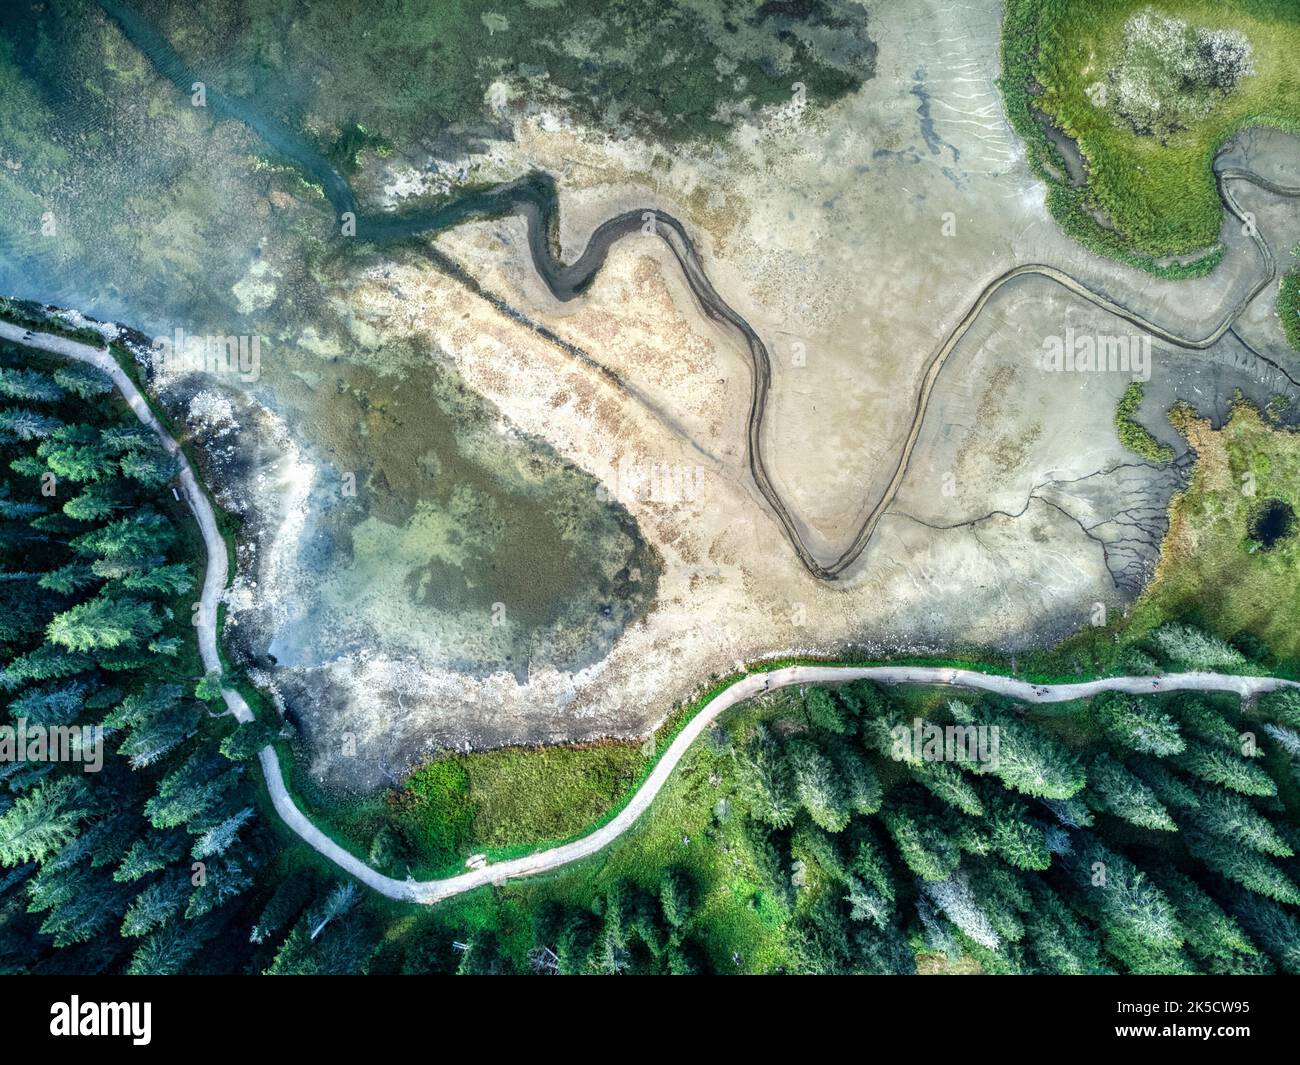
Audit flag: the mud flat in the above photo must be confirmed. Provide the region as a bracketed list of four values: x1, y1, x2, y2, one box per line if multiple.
[10, 0, 1300, 792]
[299, 0, 1298, 790]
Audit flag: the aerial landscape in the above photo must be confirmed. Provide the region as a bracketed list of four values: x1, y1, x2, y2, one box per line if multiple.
[1, 0, 1300, 990]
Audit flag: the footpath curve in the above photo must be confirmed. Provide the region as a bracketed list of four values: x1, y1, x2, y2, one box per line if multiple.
[7, 320, 1300, 904]
[265, 662, 1295, 902]
[0, 320, 254, 731]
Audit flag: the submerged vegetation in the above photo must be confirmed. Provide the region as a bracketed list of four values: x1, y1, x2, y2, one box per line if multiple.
[1000, 0, 1300, 272]
[123, 0, 874, 146]
[4, 1, 1300, 979]
[4, 324, 1300, 974]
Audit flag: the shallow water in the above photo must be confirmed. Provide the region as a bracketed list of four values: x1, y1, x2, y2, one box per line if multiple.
[0, 1, 661, 684]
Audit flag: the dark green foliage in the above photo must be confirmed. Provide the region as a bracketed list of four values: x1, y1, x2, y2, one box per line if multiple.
[0, 342, 272, 975]
[675, 673, 1300, 974]
[804, 686, 851, 734]
[1184, 830, 1300, 904]
[500, 874, 706, 976]
[1087, 753, 1177, 831]
[732, 724, 798, 829]
[950, 699, 1086, 799]
[787, 737, 851, 832]
[883, 801, 962, 882]
[1178, 739, 1276, 797]
[1092, 691, 1185, 756]
[1259, 686, 1300, 728]
[1279, 264, 1300, 353]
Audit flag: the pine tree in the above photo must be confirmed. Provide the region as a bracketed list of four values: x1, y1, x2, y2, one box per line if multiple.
[36, 562, 99, 596]
[249, 875, 311, 946]
[911, 758, 984, 816]
[119, 449, 178, 489]
[1258, 687, 1300, 728]
[826, 739, 881, 816]
[883, 801, 962, 881]
[732, 725, 797, 828]
[28, 863, 131, 949]
[1092, 691, 1185, 756]
[951, 700, 1085, 799]
[70, 509, 174, 562]
[0, 776, 88, 865]
[1229, 890, 1300, 975]
[1023, 881, 1111, 975]
[1184, 786, 1292, 856]
[119, 562, 193, 596]
[46, 594, 162, 652]
[308, 882, 358, 941]
[788, 738, 850, 832]
[38, 431, 116, 483]
[0, 408, 62, 440]
[792, 819, 849, 882]
[1171, 694, 1242, 750]
[120, 877, 189, 937]
[1153, 871, 1256, 970]
[919, 871, 1001, 950]
[659, 870, 691, 932]
[982, 790, 1051, 870]
[62, 481, 126, 521]
[1177, 740, 1276, 797]
[145, 767, 240, 830]
[804, 686, 850, 734]
[192, 807, 255, 859]
[52, 364, 113, 399]
[186, 856, 255, 920]
[114, 831, 189, 882]
[128, 918, 211, 975]
[8, 679, 89, 727]
[1183, 830, 1300, 904]
[0, 367, 64, 403]
[1070, 838, 1185, 973]
[1130, 760, 1201, 810]
[1087, 753, 1176, 831]
[1148, 623, 1246, 670]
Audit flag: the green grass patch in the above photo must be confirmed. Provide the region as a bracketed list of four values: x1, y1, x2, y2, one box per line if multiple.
[1001, 0, 1300, 269]
[1279, 257, 1300, 350]
[1115, 381, 1175, 461]
[459, 743, 645, 848]
[481, 707, 800, 972]
[1129, 397, 1300, 661]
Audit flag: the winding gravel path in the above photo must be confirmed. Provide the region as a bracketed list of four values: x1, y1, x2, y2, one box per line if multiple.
[364, 664, 1297, 903]
[18, 4, 1300, 906]
[8, 319, 1300, 904]
[0, 321, 254, 732]
[10, 156, 1300, 904]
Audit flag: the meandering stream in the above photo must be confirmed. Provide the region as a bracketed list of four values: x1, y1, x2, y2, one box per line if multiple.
[98, 0, 1300, 581]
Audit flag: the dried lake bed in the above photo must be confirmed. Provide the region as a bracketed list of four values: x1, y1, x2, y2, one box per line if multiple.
[3, 0, 1298, 794]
